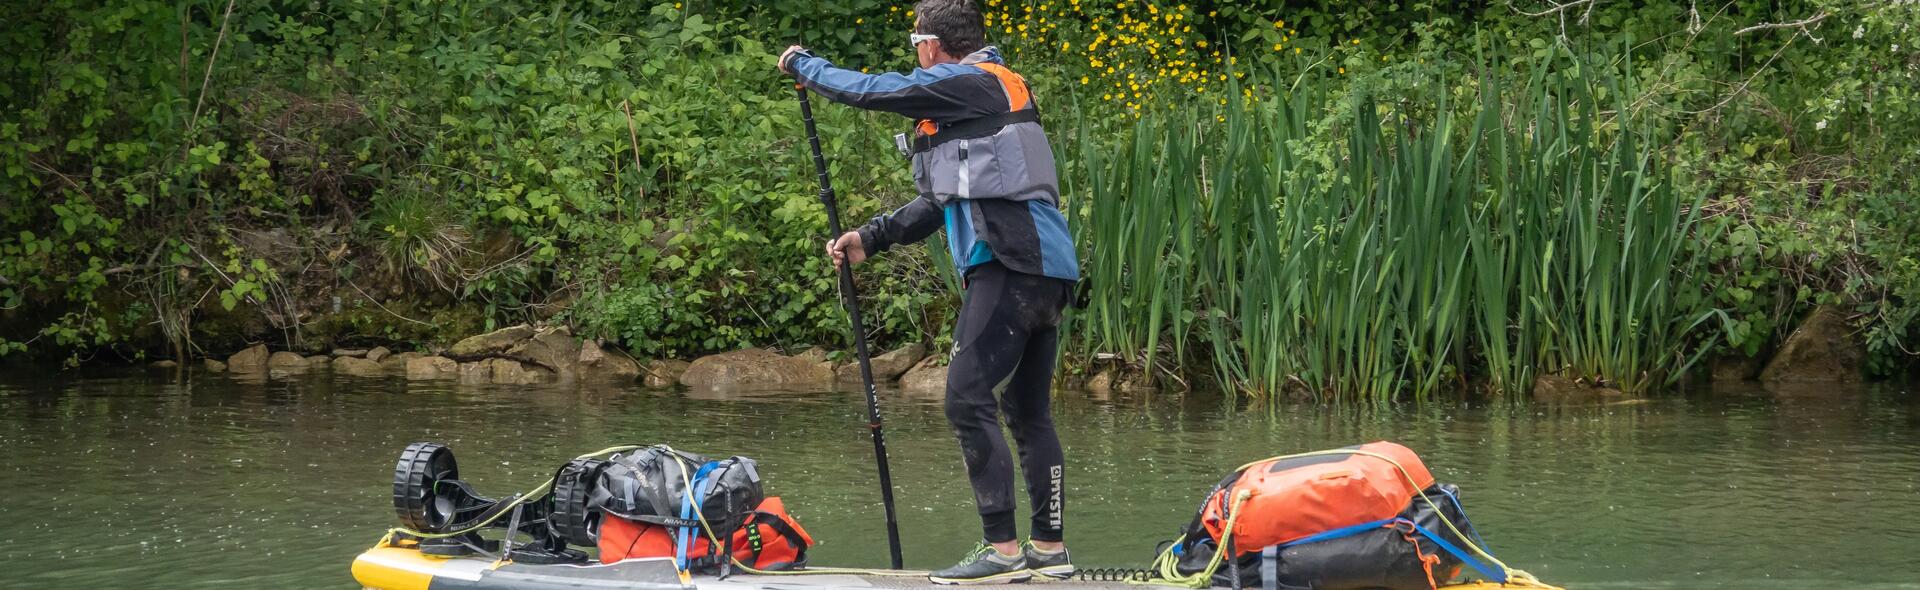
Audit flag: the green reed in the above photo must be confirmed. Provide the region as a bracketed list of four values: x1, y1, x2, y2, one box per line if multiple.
[1065, 49, 1716, 400]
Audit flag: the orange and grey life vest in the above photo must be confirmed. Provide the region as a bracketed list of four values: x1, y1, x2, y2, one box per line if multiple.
[788, 47, 1078, 281]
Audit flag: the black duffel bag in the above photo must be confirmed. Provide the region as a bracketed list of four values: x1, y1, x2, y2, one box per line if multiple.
[591, 446, 764, 537]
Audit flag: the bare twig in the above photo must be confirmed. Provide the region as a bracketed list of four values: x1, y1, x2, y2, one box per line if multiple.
[187, 0, 238, 136]
[347, 280, 435, 326]
[178, 5, 190, 98]
[28, 158, 91, 199]
[620, 100, 647, 209]
[1506, 0, 1599, 18]
[1735, 11, 1829, 36]
[1679, 31, 1799, 115]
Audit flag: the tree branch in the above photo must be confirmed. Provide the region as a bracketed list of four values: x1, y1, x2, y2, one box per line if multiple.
[1735, 11, 1829, 36]
[187, 0, 238, 137]
[1506, 0, 1599, 18]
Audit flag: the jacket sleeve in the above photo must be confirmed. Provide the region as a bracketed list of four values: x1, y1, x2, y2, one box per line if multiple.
[788, 53, 999, 122]
[857, 196, 944, 256]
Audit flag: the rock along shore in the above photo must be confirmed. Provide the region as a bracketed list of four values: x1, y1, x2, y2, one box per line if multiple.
[197, 323, 938, 391]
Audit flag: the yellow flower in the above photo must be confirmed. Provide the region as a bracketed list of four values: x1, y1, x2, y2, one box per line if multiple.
[890, 6, 898, 11]
[1273, 43, 1283, 51]
[1294, 47, 1302, 54]
[1080, 76, 1090, 85]
[1195, 39, 1208, 49]
[1338, 67, 1346, 74]
[1103, 93, 1113, 100]
[855, 18, 863, 24]
[1351, 39, 1360, 45]
[673, 1, 681, 6]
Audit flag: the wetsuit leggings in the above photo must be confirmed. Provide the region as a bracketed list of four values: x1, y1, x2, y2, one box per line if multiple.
[944, 261, 1073, 544]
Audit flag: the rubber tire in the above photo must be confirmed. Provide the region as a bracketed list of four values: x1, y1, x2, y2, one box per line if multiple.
[393, 442, 460, 532]
[551, 458, 610, 547]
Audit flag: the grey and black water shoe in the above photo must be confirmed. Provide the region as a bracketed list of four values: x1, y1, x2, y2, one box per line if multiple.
[1022, 541, 1075, 580]
[929, 542, 1032, 585]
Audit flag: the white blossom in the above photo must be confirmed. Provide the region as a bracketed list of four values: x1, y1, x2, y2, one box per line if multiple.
[1853, 25, 1865, 39]
[1816, 119, 1828, 131]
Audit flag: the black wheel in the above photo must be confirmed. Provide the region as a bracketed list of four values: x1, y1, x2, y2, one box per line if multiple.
[393, 442, 460, 532]
[551, 458, 610, 546]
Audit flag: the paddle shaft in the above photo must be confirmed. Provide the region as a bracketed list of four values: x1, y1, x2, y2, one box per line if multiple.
[795, 85, 905, 570]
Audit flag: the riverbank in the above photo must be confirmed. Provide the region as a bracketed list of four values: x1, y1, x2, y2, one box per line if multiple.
[155, 300, 1896, 401]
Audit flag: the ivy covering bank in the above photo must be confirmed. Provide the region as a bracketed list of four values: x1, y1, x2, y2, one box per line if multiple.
[2, 1, 1916, 396]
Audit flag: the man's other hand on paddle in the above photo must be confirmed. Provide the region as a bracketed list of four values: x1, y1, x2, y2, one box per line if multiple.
[826, 231, 866, 270]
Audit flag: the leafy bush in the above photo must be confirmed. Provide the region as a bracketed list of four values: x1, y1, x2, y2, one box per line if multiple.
[3, 0, 1915, 391]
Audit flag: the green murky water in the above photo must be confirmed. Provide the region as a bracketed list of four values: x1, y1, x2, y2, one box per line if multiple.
[2, 370, 1917, 589]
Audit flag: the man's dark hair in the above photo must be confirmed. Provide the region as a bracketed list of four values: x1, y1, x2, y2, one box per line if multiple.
[914, 0, 986, 58]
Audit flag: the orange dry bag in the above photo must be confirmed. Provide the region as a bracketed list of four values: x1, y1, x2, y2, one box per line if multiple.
[1200, 440, 1433, 549]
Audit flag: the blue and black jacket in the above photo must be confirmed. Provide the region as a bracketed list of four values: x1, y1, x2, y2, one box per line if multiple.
[787, 46, 1079, 282]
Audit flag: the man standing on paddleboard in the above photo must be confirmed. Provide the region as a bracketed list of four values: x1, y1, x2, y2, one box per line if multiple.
[778, 0, 1080, 584]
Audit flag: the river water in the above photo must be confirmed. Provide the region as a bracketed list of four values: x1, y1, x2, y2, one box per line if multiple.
[1, 369, 1916, 589]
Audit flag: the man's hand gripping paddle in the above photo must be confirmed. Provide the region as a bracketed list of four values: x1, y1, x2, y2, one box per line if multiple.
[794, 84, 906, 570]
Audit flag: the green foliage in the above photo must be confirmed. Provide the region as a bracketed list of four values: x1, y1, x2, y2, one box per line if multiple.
[2, 0, 1915, 392]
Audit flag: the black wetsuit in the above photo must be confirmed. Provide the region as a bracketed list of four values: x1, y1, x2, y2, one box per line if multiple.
[945, 261, 1073, 543]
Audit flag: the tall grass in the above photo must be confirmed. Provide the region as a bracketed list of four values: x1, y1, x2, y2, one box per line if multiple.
[1066, 51, 1717, 400]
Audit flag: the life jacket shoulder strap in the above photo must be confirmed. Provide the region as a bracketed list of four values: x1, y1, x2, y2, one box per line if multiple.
[910, 107, 1041, 155]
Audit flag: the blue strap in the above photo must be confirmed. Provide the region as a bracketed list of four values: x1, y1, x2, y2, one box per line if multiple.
[1436, 489, 1490, 549]
[675, 461, 721, 570]
[1278, 518, 1396, 548]
[1403, 520, 1505, 583]
[1259, 546, 1278, 590]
